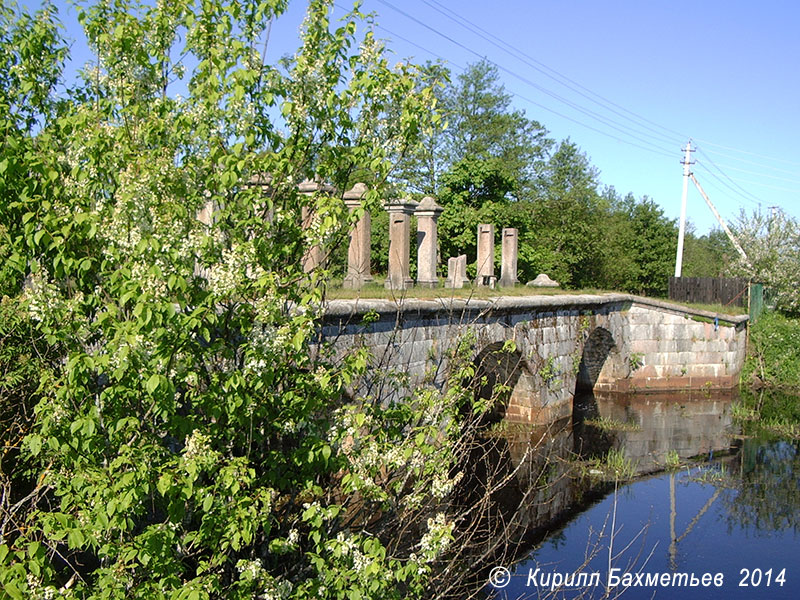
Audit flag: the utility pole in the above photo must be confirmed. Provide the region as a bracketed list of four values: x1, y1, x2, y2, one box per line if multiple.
[768, 205, 779, 235]
[674, 140, 694, 277]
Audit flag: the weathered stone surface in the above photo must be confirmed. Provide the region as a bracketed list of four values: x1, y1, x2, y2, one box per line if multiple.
[499, 228, 519, 288]
[299, 178, 335, 273]
[342, 183, 372, 289]
[384, 199, 418, 290]
[476, 224, 496, 287]
[321, 294, 748, 425]
[527, 273, 560, 287]
[444, 255, 470, 289]
[415, 197, 444, 288]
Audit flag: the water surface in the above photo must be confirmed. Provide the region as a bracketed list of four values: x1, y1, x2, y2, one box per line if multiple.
[482, 391, 800, 599]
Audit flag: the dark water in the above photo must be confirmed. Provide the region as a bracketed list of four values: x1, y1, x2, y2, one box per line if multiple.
[482, 391, 800, 600]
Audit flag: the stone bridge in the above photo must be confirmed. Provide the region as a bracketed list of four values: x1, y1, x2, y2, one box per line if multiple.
[321, 294, 748, 425]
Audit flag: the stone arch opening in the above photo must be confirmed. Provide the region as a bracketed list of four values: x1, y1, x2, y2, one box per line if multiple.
[573, 327, 617, 456]
[575, 327, 617, 393]
[455, 342, 544, 550]
[471, 341, 536, 426]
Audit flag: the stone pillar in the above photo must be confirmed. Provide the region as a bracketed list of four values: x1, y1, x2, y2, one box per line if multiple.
[299, 178, 333, 273]
[500, 227, 519, 288]
[195, 198, 214, 279]
[384, 198, 418, 290]
[476, 223, 496, 287]
[247, 173, 274, 222]
[197, 197, 214, 226]
[414, 196, 444, 288]
[342, 183, 373, 289]
[445, 255, 470, 289]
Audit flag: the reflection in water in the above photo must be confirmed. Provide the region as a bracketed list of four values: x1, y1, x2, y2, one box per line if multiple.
[477, 390, 800, 600]
[722, 439, 800, 536]
[574, 389, 737, 473]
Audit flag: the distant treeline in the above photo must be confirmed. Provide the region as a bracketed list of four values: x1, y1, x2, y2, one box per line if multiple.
[330, 60, 734, 296]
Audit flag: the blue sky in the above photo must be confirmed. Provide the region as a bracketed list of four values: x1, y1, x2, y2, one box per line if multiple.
[48, 0, 800, 234]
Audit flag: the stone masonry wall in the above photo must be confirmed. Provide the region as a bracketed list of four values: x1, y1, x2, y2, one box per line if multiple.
[321, 294, 748, 425]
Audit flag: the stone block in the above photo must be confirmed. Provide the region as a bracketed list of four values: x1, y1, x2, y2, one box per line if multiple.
[384, 198, 418, 290]
[342, 183, 373, 289]
[444, 255, 470, 288]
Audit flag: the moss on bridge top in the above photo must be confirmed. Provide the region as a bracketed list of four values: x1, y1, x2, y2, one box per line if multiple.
[325, 283, 748, 325]
[322, 286, 749, 327]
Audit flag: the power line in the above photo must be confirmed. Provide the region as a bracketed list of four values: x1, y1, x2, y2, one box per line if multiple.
[693, 137, 800, 168]
[345, 0, 799, 217]
[697, 147, 800, 177]
[373, 0, 676, 158]
[694, 147, 763, 206]
[698, 162, 800, 186]
[694, 161, 760, 208]
[419, 0, 687, 148]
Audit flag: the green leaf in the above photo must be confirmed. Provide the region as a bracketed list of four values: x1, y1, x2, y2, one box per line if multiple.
[3, 582, 23, 600]
[67, 528, 85, 549]
[26, 435, 42, 456]
[146, 374, 160, 394]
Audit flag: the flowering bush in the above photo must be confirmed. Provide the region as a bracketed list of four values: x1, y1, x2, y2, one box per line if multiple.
[729, 209, 800, 315]
[0, 1, 491, 599]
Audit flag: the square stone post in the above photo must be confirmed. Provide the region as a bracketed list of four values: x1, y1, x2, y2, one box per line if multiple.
[476, 223, 496, 287]
[197, 198, 215, 226]
[299, 178, 334, 273]
[414, 196, 444, 288]
[195, 198, 215, 279]
[444, 255, 470, 289]
[342, 183, 373, 289]
[500, 227, 519, 288]
[247, 173, 274, 222]
[384, 198, 418, 290]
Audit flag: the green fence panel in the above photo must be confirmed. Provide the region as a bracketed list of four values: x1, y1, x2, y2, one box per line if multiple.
[749, 283, 764, 323]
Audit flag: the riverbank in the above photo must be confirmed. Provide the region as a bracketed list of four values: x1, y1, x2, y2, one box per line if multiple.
[736, 310, 800, 438]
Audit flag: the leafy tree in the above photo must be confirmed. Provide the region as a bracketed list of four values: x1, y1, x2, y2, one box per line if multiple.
[435, 156, 514, 272]
[395, 60, 551, 198]
[0, 2, 496, 599]
[599, 193, 677, 296]
[440, 61, 550, 196]
[682, 227, 735, 278]
[623, 196, 678, 296]
[527, 140, 604, 288]
[729, 208, 800, 314]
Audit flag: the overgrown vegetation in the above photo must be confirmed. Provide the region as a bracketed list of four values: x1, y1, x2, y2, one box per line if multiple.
[741, 311, 800, 391]
[736, 311, 800, 438]
[0, 1, 537, 598]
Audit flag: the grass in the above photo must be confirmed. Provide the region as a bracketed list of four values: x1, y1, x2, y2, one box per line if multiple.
[323, 279, 747, 317]
[731, 401, 758, 422]
[692, 463, 729, 485]
[324, 278, 612, 301]
[584, 416, 641, 432]
[733, 386, 800, 440]
[664, 449, 681, 470]
[678, 301, 748, 316]
[579, 448, 637, 481]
